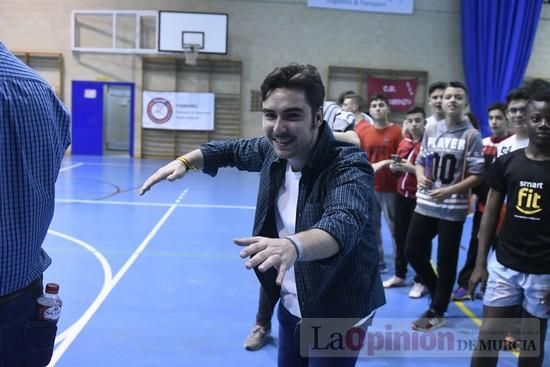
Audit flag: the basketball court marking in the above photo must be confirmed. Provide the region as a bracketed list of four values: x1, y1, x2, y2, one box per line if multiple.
[48, 189, 188, 366]
[454, 301, 482, 327]
[55, 198, 255, 210]
[60, 163, 84, 172]
[76, 161, 163, 168]
[47, 230, 113, 345]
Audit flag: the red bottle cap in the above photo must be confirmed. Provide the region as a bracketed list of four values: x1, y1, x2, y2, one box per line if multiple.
[45, 283, 60, 294]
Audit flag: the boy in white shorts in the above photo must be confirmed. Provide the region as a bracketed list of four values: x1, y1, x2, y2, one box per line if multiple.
[469, 86, 550, 367]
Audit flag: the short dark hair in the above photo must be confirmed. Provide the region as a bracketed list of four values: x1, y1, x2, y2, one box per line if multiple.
[428, 81, 448, 96]
[446, 81, 468, 95]
[525, 78, 550, 96]
[487, 102, 506, 114]
[337, 90, 356, 106]
[524, 79, 550, 106]
[261, 63, 325, 114]
[343, 94, 364, 108]
[505, 87, 530, 107]
[528, 87, 550, 104]
[406, 106, 426, 117]
[368, 93, 389, 106]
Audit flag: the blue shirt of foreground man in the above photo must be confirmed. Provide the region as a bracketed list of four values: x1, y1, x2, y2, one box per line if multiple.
[0, 42, 70, 366]
[139, 63, 385, 366]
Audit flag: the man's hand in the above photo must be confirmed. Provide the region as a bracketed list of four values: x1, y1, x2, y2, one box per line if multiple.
[417, 174, 433, 190]
[372, 159, 392, 173]
[468, 265, 488, 300]
[234, 236, 297, 285]
[390, 161, 415, 174]
[389, 162, 404, 173]
[138, 160, 187, 195]
[430, 187, 454, 202]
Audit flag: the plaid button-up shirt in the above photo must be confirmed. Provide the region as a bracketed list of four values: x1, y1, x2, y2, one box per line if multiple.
[201, 123, 385, 319]
[0, 43, 71, 296]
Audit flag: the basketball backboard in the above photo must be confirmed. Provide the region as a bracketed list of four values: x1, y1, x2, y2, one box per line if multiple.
[158, 11, 228, 54]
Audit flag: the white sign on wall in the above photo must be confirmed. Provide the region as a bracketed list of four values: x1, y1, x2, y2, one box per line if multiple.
[307, 0, 414, 15]
[142, 91, 215, 130]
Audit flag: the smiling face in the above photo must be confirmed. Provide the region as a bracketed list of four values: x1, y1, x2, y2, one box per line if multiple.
[262, 88, 322, 171]
[526, 100, 550, 149]
[506, 99, 528, 137]
[442, 86, 467, 122]
[428, 88, 445, 118]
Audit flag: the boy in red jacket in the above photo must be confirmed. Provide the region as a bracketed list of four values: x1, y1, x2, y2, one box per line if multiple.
[383, 106, 428, 298]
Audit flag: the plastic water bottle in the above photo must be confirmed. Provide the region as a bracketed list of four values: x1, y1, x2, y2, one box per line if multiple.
[420, 152, 434, 193]
[36, 283, 63, 322]
[424, 152, 434, 181]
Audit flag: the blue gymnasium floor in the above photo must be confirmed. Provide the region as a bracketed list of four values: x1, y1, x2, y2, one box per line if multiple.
[44, 155, 549, 367]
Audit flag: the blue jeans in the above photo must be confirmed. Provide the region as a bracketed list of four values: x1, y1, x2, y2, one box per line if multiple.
[0, 279, 57, 367]
[277, 304, 365, 367]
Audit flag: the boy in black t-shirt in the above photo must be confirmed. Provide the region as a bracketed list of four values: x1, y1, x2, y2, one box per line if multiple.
[469, 88, 550, 367]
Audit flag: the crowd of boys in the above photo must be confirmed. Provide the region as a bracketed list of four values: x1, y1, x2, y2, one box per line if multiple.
[233, 78, 550, 367]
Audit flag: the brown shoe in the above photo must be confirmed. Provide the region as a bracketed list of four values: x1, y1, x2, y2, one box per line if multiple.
[243, 324, 271, 351]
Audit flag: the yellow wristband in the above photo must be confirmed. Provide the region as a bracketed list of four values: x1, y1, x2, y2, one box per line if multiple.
[176, 156, 199, 171]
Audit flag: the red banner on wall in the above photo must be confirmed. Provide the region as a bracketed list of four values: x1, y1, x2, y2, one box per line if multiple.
[367, 76, 418, 113]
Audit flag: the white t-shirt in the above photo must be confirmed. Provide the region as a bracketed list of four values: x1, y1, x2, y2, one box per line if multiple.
[425, 115, 444, 131]
[496, 134, 529, 157]
[332, 110, 356, 132]
[323, 101, 373, 131]
[275, 162, 302, 317]
[275, 162, 377, 324]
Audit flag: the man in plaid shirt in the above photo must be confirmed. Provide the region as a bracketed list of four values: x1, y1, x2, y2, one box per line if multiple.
[140, 63, 385, 366]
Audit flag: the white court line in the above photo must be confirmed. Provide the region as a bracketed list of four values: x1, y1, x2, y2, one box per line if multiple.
[181, 203, 256, 210]
[46, 230, 113, 345]
[75, 161, 165, 168]
[59, 163, 84, 172]
[48, 189, 188, 366]
[55, 198, 255, 210]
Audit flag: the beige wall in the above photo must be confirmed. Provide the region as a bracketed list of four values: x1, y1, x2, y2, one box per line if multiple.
[527, 5, 550, 78]
[1, 0, 549, 155]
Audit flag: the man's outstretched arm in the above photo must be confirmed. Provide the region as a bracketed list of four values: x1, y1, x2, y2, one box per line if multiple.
[139, 149, 204, 195]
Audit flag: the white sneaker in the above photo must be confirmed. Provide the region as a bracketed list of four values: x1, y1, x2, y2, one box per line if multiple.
[383, 276, 406, 288]
[408, 282, 427, 298]
[243, 324, 271, 351]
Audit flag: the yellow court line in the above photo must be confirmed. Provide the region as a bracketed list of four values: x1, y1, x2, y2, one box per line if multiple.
[453, 300, 482, 327]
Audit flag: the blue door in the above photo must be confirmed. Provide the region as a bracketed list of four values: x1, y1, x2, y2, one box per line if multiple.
[71, 81, 104, 155]
[71, 81, 135, 156]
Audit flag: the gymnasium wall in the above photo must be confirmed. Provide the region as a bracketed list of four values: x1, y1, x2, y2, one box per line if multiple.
[1, 0, 549, 155]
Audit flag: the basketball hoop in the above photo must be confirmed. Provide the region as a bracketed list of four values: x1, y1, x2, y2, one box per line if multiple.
[183, 43, 200, 66]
